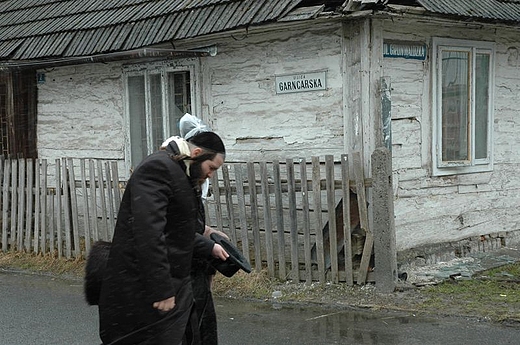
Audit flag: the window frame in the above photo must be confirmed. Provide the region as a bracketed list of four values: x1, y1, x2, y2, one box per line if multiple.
[431, 37, 495, 176]
[122, 59, 201, 172]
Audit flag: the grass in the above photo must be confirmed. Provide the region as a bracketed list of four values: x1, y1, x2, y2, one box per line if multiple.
[0, 251, 85, 278]
[1, 251, 519, 323]
[212, 269, 275, 299]
[419, 262, 520, 322]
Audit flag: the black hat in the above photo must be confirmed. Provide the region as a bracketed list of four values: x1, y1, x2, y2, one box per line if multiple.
[210, 233, 252, 277]
[188, 131, 226, 154]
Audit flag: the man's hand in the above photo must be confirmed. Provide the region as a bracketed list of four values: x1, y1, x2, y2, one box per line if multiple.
[153, 296, 175, 312]
[212, 243, 229, 261]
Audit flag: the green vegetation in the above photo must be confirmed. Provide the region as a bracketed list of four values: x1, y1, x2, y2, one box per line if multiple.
[419, 263, 520, 322]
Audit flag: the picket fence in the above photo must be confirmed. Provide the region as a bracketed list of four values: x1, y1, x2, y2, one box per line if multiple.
[0, 152, 379, 284]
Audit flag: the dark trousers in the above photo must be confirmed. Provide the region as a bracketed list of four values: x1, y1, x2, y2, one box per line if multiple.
[187, 267, 218, 345]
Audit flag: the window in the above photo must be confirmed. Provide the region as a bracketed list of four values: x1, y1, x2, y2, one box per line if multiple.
[0, 69, 37, 158]
[124, 65, 194, 167]
[432, 38, 494, 176]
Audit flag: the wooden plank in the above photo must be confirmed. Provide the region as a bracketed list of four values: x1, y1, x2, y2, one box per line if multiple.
[360, 19, 376, 167]
[55, 159, 63, 258]
[286, 158, 299, 281]
[67, 158, 80, 257]
[210, 171, 224, 234]
[49, 192, 55, 255]
[2, 159, 11, 252]
[203, 193, 210, 230]
[260, 161, 274, 277]
[9, 159, 18, 250]
[353, 151, 372, 284]
[0, 156, 3, 212]
[16, 159, 25, 251]
[40, 160, 48, 254]
[222, 164, 237, 244]
[110, 161, 121, 210]
[62, 158, 72, 258]
[234, 164, 250, 263]
[104, 161, 115, 236]
[33, 159, 41, 253]
[311, 156, 325, 282]
[300, 158, 312, 284]
[80, 159, 91, 254]
[325, 155, 338, 283]
[272, 160, 286, 280]
[24, 159, 34, 251]
[110, 161, 121, 238]
[341, 154, 354, 285]
[89, 159, 99, 242]
[97, 160, 108, 240]
[247, 161, 262, 272]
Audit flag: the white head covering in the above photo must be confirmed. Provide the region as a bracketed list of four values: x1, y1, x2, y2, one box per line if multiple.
[177, 113, 213, 200]
[179, 113, 211, 140]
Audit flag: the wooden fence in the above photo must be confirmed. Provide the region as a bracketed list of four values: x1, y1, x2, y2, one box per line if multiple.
[0, 157, 123, 258]
[0, 152, 388, 285]
[205, 152, 375, 285]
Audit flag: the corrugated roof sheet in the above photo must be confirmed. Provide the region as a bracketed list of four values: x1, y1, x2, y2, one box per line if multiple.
[416, 0, 520, 23]
[0, 0, 306, 61]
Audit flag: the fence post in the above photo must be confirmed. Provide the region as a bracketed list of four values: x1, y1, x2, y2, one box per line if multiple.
[371, 147, 397, 293]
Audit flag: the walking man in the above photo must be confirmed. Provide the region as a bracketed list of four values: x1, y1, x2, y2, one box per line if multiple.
[98, 131, 226, 345]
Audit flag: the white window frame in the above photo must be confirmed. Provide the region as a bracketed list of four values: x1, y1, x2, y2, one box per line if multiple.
[432, 38, 495, 176]
[122, 59, 201, 172]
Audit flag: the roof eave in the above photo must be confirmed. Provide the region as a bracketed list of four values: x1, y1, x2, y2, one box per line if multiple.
[386, 4, 520, 27]
[0, 46, 216, 70]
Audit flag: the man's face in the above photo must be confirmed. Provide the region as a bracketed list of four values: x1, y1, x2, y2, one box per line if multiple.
[189, 153, 224, 185]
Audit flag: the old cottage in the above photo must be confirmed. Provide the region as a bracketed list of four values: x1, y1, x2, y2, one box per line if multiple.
[1, 0, 520, 277]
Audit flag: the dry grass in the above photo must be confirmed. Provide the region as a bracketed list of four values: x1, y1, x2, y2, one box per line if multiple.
[212, 269, 276, 300]
[0, 251, 85, 279]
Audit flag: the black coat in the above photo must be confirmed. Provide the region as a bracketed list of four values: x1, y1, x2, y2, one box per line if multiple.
[98, 143, 212, 345]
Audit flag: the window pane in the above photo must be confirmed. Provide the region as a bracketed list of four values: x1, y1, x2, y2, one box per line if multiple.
[168, 72, 191, 136]
[150, 74, 164, 150]
[475, 53, 490, 160]
[441, 50, 470, 162]
[128, 75, 147, 166]
[127, 70, 192, 167]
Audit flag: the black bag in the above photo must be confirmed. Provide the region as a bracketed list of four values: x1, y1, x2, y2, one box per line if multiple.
[84, 241, 111, 305]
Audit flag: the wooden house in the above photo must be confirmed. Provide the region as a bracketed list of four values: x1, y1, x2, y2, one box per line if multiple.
[1, 0, 520, 266]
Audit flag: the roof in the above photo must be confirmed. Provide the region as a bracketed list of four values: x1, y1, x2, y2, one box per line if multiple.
[0, 0, 519, 65]
[416, 0, 520, 23]
[0, 0, 307, 62]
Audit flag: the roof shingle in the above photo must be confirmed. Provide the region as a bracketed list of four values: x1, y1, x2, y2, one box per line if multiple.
[0, 0, 304, 61]
[1, 0, 519, 63]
